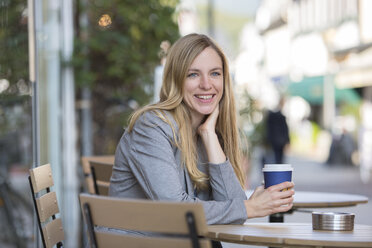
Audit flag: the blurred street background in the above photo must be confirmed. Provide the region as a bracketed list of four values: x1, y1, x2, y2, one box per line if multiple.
[1, 0, 372, 247]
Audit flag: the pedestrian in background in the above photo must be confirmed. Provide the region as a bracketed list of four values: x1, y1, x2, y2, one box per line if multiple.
[266, 97, 290, 164]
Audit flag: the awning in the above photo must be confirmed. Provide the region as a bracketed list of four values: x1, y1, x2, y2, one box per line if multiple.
[286, 76, 361, 105]
[335, 67, 372, 88]
[334, 46, 372, 88]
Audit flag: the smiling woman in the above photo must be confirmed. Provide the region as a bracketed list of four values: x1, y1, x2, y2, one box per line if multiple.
[109, 34, 295, 248]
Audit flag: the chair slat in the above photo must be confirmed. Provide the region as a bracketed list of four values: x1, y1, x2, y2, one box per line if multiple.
[81, 156, 115, 174]
[81, 156, 114, 194]
[96, 230, 211, 248]
[90, 161, 113, 182]
[90, 161, 113, 195]
[84, 175, 95, 195]
[79, 193, 208, 235]
[42, 218, 64, 248]
[36, 191, 60, 222]
[29, 163, 54, 193]
[97, 183, 110, 196]
[30, 163, 64, 248]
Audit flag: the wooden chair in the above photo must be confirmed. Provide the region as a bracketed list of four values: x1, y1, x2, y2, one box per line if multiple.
[29, 163, 64, 248]
[81, 156, 114, 195]
[79, 193, 211, 248]
[90, 161, 113, 196]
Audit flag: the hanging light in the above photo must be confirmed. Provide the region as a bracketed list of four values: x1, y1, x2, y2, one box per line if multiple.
[98, 14, 112, 27]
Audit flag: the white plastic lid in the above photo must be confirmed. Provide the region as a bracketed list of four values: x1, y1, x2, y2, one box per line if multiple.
[262, 164, 293, 172]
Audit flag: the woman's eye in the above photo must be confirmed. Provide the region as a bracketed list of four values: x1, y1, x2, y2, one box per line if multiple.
[211, 71, 221, 77]
[187, 73, 198, 78]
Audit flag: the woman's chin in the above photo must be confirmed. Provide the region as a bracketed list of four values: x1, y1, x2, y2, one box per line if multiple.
[199, 110, 214, 116]
[189, 105, 217, 120]
[198, 105, 217, 115]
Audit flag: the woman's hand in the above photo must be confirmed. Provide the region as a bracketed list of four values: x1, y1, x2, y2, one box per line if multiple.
[197, 106, 226, 164]
[197, 105, 219, 136]
[244, 181, 295, 218]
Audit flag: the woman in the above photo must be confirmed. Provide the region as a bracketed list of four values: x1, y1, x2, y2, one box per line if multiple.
[109, 33, 294, 225]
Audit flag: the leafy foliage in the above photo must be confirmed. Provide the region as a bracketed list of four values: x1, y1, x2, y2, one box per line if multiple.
[73, 0, 179, 153]
[0, 0, 32, 167]
[0, 0, 29, 94]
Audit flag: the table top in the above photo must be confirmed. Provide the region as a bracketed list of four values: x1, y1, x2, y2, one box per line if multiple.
[246, 190, 369, 208]
[207, 223, 372, 247]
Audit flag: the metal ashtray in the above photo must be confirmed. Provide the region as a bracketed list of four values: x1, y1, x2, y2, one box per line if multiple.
[312, 212, 355, 231]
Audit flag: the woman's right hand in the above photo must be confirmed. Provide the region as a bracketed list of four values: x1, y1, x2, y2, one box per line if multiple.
[244, 181, 295, 218]
[198, 106, 226, 164]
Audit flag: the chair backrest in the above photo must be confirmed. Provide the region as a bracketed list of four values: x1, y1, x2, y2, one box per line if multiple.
[29, 163, 64, 248]
[90, 161, 113, 196]
[81, 156, 115, 195]
[79, 193, 211, 248]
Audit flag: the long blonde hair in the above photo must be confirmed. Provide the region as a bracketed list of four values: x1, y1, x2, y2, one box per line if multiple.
[128, 33, 245, 190]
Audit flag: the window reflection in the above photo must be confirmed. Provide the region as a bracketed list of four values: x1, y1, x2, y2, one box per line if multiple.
[0, 1, 32, 245]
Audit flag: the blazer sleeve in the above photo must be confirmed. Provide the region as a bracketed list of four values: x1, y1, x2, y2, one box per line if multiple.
[121, 112, 248, 224]
[208, 159, 247, 201]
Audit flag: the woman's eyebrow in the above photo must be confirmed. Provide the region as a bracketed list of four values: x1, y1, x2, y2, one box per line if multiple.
[188, 67, 222, 71]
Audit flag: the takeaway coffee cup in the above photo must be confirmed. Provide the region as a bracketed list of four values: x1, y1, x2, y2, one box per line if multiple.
[262, 164, 293, 189]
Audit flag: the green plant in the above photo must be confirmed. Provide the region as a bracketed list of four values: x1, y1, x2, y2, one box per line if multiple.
[72, 0, 180, 154]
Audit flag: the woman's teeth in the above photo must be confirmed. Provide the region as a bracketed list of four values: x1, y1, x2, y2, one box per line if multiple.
[196, 95, 212, 99]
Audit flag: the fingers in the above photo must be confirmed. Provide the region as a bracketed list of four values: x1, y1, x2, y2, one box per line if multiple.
[271, 190, 294, 214]
[267, 182, 295, 211]
[266, 182, 294, 202]
[197, 105, 220, 135]
[269, 197, 294, 215]
[267, 182, 294, 197]
[277, 195, 294, 206]
[245, 183, 295, 218]
[272, 189, 294, 201]
[268, 181, 294, 192]
[273, 203, 293, 213]
[204, 105, 219, 127]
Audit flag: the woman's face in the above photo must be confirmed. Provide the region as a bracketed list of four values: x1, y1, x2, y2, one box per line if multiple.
[183, 47, 224, 126]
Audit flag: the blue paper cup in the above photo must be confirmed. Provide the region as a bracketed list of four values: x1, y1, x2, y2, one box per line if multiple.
[263, 164, 293, 190]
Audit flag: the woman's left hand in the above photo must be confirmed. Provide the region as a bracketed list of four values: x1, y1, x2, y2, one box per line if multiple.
[244, 182, 295, 218]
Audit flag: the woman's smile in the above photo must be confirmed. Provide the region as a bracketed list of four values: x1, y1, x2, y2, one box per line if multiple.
[194, 94, 215, 102]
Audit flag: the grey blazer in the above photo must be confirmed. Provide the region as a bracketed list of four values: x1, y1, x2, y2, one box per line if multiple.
[109, 110, 248, 224]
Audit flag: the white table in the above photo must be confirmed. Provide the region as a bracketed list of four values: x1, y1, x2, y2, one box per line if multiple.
[208, 222, 372, 247]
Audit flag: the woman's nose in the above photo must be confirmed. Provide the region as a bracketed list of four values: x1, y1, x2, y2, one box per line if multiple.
[199, 75, 212, 90]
